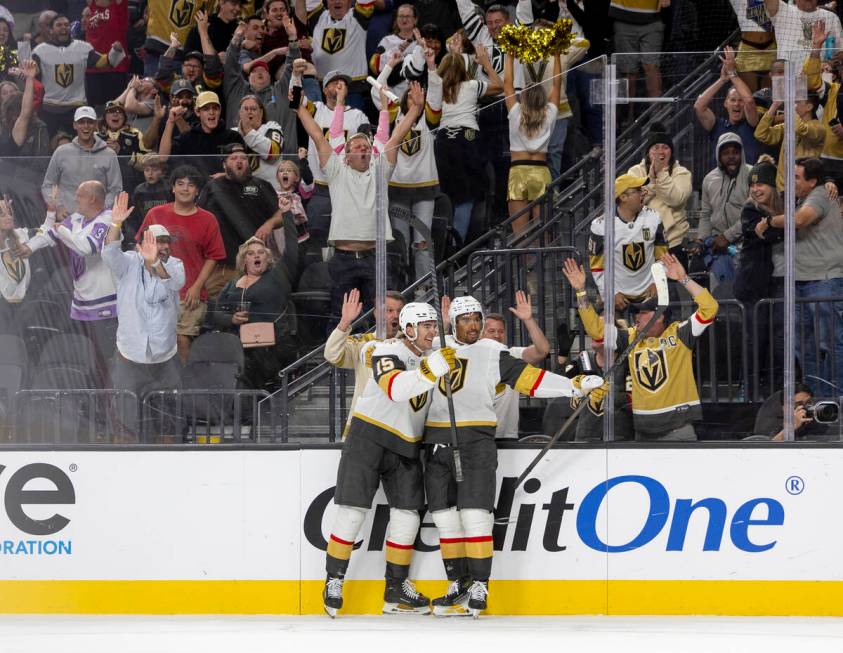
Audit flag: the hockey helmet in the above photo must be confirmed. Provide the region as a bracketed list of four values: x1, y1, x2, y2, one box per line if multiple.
[448, 295, 484, 329]
[399, 302, 438, 342]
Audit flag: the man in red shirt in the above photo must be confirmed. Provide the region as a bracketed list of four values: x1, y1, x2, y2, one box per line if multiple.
[83, 0, 130, 107]
[137, 164, 226, 363]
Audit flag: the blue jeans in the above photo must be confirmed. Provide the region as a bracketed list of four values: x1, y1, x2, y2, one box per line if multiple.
[548, 118, 569, 181]
[796, 278, 843, 397]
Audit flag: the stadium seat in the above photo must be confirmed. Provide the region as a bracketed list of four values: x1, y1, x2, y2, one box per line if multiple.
[13, 300, 73, 360]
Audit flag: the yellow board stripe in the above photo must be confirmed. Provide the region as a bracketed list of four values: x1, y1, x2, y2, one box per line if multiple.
[6, 580, 843, 615]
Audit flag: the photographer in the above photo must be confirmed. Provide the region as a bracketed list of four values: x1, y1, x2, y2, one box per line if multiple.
[753, 384, 832, 441]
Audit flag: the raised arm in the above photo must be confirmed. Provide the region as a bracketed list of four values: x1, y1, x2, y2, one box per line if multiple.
[384, 81, 424, 165]
[12, 60, 37, 147]
[297, 98, 333, 169]
[549, 54, 562, 108]
[503, 53, 516, 111]
[509, 290, 550, 364]
[693, 63, 730, 132]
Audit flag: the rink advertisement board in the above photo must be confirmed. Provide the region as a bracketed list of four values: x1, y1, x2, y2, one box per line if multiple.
[1, 447, 843, 615]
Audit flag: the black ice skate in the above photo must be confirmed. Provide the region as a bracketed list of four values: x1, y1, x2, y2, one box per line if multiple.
[431, 577, 472, 617]
[323, 575, 344, 618]
[467, 580, 488, 619]
[382, 578, 431, 615]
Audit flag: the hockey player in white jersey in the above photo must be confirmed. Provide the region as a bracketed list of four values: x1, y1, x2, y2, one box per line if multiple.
[424, 296, 602, 617]
[323, 302, 458, 617]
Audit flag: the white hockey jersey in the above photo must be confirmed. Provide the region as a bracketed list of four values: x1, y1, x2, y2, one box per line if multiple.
[425, 339, 574, 444]
[0, 228, 32, 303]
[588, 206, 668, 300]
[309, 4, 371, 81]
[239, 121, 284, 191]
[350, 338, 434, 458]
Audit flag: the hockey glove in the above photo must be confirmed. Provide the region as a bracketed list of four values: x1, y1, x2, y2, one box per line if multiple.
[572, 374, 605, 397]
[419, 349, 450, 383]
[439, 346, 459, 372]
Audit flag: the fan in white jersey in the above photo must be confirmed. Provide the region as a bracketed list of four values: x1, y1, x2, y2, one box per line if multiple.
[380, 46, 443, 287]
[424, 295, 602, 617]
[588, 173, 669, 311]
[233, 95, 285, 191]
[322, 301, 459, 617]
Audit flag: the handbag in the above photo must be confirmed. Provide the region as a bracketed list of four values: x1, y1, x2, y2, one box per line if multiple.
[237, 287, 285, 349]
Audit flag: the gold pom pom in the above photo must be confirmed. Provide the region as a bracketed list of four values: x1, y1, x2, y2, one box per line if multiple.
[497, 19, 574, 64]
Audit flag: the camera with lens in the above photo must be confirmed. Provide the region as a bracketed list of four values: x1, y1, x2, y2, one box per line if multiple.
[805, 401, 840, 424]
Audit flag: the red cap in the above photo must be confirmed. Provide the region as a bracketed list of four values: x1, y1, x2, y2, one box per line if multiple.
[251, 60, 270, 74]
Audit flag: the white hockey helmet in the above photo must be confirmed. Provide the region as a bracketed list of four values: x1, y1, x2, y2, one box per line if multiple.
[399, 302, 438, 342]
[449, 295, 484, 339]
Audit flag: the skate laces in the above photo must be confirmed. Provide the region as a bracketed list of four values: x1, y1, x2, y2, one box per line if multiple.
[326, 577, 344, 598]
[402, 579, 421, 599]
[469, 581, 488, 601]
[445, 579, 462, 596]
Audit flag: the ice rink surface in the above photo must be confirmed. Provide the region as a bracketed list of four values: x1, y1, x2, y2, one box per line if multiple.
[4, 615, 843, 653]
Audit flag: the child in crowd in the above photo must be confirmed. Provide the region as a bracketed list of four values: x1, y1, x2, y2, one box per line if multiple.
[127, 155, 171, 246]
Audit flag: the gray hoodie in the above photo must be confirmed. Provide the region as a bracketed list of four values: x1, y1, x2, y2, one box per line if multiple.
[41, 136, 123, 213]
[698, 132, 751, 244]
[224, 41, 301, 156]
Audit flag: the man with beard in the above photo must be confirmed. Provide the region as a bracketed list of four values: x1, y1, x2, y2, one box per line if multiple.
[159, 91, 244, 179]
[156, 40, 223, 98]
[696, 133, 751, 262]
[693, 45, 766, 165]
[324, 288, 406, 433]
[423, 295, 603, 617]
[137, 165, 227, 363]
[198, 143, 288, 298]
[103, 192, 185, 439]
[32, 13, 126, 136]
[153, 79, 199, 146]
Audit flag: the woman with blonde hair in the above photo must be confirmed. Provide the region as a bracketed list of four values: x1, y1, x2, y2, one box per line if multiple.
[503, 52, 561, 235]
[431, 45, 502, 243]
[214, 205, 299, 389]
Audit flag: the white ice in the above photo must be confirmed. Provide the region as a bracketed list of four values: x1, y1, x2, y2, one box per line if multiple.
[4, 615, 843, 653]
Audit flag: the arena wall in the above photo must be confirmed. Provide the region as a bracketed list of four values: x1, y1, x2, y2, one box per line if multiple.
[1, 446, 841, 615]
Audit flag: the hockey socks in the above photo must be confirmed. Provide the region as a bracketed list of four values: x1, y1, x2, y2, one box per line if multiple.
[431, 507, 468, 580]
[325, 505, 367, 579]
[462, 509, 493, 583]
[384, 508, 420, 581]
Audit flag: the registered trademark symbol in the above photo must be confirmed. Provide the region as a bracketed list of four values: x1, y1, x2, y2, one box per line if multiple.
[69, 464, 77, 473]
[785, 476, 804, 495]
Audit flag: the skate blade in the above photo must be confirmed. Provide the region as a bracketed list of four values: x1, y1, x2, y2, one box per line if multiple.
[382, 602, 431, 615]
[324, 605, 338, 618]
[432, 604, 472, 617]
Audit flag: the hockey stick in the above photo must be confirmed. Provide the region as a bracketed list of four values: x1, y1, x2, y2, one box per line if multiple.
[502, 262, 671, 501]
[390, 206, 464, 482]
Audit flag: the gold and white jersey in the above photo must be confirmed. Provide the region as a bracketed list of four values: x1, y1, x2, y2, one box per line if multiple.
[349, 339, 433, 458]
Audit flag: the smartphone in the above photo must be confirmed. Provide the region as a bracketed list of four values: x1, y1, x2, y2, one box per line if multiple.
[289, 84, 302, 109]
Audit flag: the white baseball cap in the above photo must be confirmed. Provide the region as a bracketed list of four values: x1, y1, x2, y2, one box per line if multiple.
[73, 106, 97, 122]
[146, 224, 171, 239]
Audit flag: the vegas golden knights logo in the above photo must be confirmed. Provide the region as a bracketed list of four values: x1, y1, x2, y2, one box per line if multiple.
[1, 248, 24, 283]
[438, 357, 468, 395]
[55, 63, 73, 88]
[322, 28, 347, 55]
[409, 392, 429, 412]
[623, 241, 645, 271]
[400, 130, 421, 156]
[634, 348, 668, 392]
[170, 0, 197, 30]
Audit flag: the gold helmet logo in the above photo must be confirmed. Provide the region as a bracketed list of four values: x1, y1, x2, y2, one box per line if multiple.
[170, 0, 197, 30]
[55, 63, 74, 88]
[634, 348, 668, 392]
[321, 28, 347, 55]
[623, 241, 645, 271]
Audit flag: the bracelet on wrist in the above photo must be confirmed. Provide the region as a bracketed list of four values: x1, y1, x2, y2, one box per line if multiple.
[678, 276, 690, 286]
[575, 290, 587, 297]
[110, 222, 122, 229]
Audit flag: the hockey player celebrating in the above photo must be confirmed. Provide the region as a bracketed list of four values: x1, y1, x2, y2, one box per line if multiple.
[323, 302, 458, 617]
[424, 296, 603, 617]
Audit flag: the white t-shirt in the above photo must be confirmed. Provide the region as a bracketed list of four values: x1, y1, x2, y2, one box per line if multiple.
[323, 152, 394, 244]
[508, 103, 559, 154]
[440, 79, 487, 131]
[772, 3, 843, 68]
[494, 346, 526, 439]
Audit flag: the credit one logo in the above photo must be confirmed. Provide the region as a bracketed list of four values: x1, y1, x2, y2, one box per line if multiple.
[304, 474, 785, 554]
[0, 463, 75, 535]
